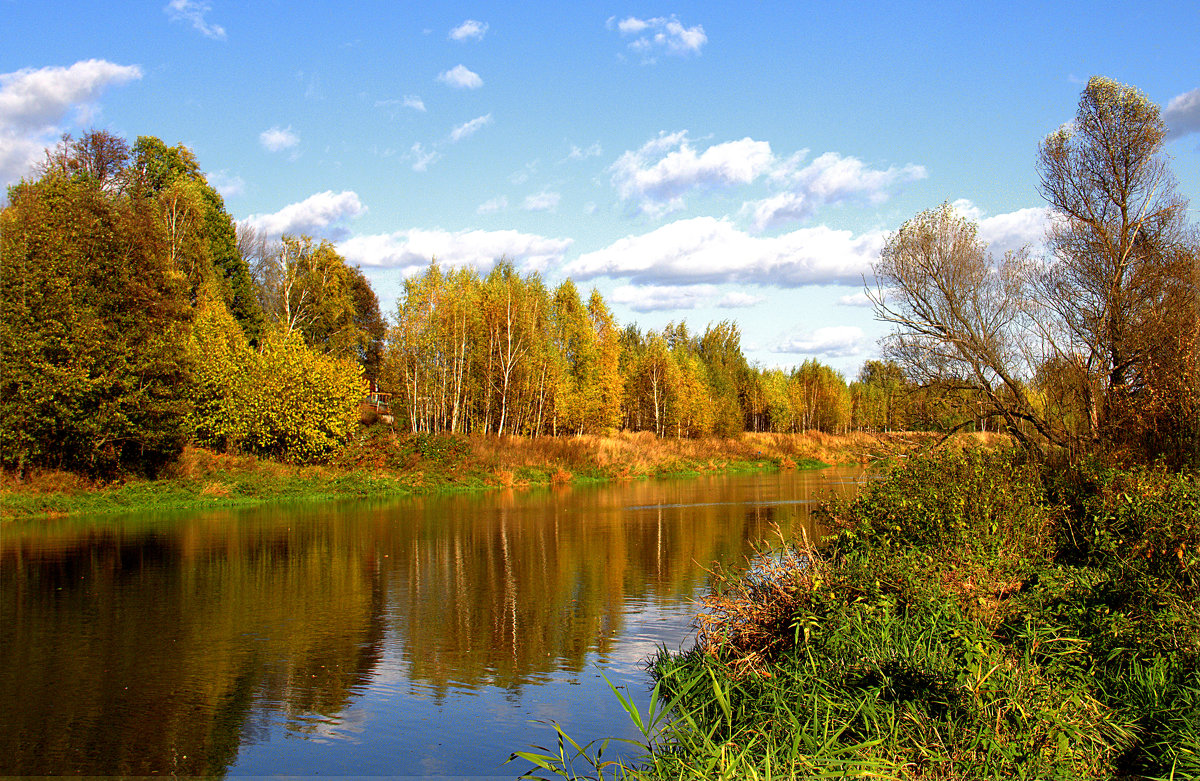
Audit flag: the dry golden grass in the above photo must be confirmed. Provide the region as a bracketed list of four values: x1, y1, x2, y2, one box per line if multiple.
[199, 481, 231, 498]
[461, 430, 935, 480]
[0, 466, 99, 495]
[165, 446, 292, 481]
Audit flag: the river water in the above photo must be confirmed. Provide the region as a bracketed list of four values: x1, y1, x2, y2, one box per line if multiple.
[0, 467, 862, 778]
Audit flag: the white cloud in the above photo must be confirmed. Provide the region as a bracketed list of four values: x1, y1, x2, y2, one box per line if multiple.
[338, 228, 572, 275]
[522, 191, 561, 212]
[477, 195, 508, 214]
[978, 206, 1050, 258]
[409, 142, 441, 172]
[259, 125, 299, 152]
[0, 60, 143, 186]
[510, 161, 538, 185]
[953, 199, 1050, 258]
[437, 65, 483, 89]
[449, 19, 488, 41]
[837, 291, 872, 307]
[774, 326, 868, 358]
[564, 216, 885, 287]
[611, 15, 707, 59]
[610, 284, 716, 312]
[243, 190, 366, 240]
[164, 0, 226, 40]
[1165, 87, 1200, 140]
[717, 291, 766, 308]
[207, 170, 244, 198]
[747, 152, 926, 232]
[450, 113, 493, 142]
[611, 131, 774, 216]
[950, 198, 984, 222]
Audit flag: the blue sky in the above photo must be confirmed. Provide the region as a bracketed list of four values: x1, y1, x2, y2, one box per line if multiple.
[3, 1, 1198, 375]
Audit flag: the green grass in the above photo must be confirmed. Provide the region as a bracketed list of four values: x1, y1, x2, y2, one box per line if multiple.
[509, 450, 1200, 779]
[0, 431, 832, 522]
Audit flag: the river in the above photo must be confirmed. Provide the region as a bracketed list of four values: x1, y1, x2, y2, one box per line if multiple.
[0, 466, 862, 778]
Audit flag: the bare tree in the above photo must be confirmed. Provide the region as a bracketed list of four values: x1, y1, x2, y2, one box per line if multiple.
[868, 203, 1060, 449]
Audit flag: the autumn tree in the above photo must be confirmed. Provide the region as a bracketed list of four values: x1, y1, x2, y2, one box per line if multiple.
[133, 136, 263, 341]
[869, 203, 1059, 448]
[0, 167, 193, 477]
[250, 234, 365, 358]
[1037, 76, 1196, 461]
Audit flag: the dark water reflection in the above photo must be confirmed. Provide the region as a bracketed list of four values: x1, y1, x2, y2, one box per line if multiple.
[0, 467, 862, 777]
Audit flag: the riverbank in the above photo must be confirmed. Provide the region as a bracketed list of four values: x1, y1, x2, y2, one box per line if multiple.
[0, 429, 978, 521]
[517, 450, 1200, 779]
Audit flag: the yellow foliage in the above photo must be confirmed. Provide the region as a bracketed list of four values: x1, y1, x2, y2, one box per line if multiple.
[189, 293, 364, 463]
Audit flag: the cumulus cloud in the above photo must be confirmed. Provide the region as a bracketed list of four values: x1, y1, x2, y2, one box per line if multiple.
[1165, 87, 1200, 140]
[437, 64, 483, 89]
[477, 195, 508, 214]
[409, 142, 441, 172]
[338, 228, 572, 275]
[717, 291, 766, 308]
[259, 125, 299, 152]
[450, 113, 492, 142]
[774, 326, 868, 358]
[0, 59, 143, 186]
[978, 206, 1050, 258]
[952, 199, 1050, 258]
[611, 284, 769, 312]
[748, 153, 926, 232]
[609, 15, 707, 59]
[611, 131, 774, 216]
[449, 19, 488, 41]
[522, 191, 561, 212]
[242, 190, 366, 240]
[164, 0, 226, 40]
[564, 216, 884, 287]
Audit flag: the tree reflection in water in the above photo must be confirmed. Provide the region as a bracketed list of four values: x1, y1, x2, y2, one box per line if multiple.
[0, 467, 862, 776]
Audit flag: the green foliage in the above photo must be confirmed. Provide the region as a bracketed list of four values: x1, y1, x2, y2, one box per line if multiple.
[134, 134, 264, 342]
[1, 171, 193, 477]
[513, 452, 1200, 779]
[824, 449, 1048, 553]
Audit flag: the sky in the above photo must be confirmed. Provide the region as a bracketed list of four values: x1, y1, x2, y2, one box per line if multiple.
[2, 1, 1198, 376]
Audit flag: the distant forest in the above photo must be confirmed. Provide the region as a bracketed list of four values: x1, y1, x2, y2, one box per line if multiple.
[2, 76, 1196, 476]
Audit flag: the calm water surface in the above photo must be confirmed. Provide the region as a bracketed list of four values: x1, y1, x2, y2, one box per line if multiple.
[0, 467, 862, 778]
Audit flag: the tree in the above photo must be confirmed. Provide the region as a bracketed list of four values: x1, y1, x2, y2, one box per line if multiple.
[253, 234, 364, 357]
[869, 203, 1053, 447]
[346, 266, 385, 381]
[0, 169, 193, 477]
[1037, 76, 1194, 456]
[134, 136, 263, 341]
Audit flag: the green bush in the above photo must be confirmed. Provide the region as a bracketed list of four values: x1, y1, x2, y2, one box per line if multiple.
[189, 296, 363, 463]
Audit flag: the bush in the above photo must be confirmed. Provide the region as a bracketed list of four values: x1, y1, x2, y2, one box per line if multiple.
[189, 298, 363, 463]
[517, 451, 1200, 779]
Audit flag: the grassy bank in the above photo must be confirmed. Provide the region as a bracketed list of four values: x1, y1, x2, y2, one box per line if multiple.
[513, 450, 1200, 779]
[0, 429, 958, 521]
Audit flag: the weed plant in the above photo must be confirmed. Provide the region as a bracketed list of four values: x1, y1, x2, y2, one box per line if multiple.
[510, 450, 1200, 779]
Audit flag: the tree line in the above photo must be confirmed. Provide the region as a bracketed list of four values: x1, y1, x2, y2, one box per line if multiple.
[3, 77, 1194, 476]
[380, 262, 969, 439]
[0, 131, 929, 478]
